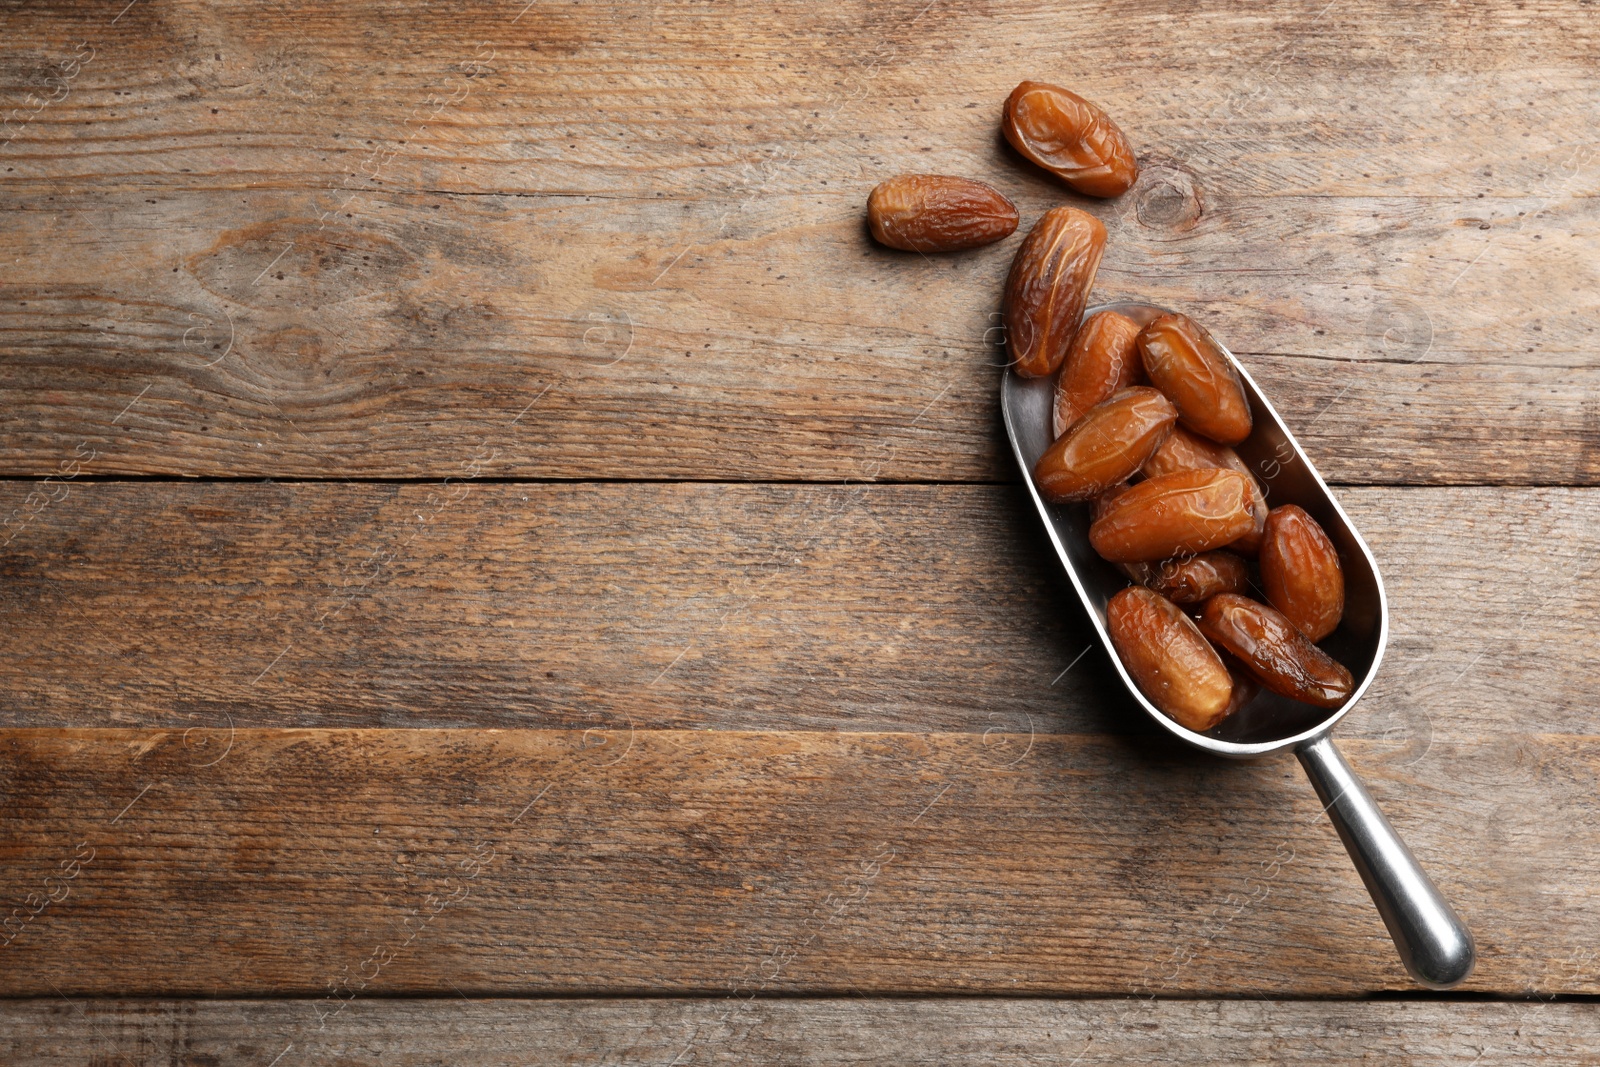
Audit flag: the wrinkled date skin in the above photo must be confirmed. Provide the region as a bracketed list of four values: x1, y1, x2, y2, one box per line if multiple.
[1107, 587, 1235, 732]
[1133, 549, 1250, 605]
[1197, 594, 1354, 708]
[1035, 387, 1176, 502]
[1089, 469, 1255, 562]
[867, 174, 1020, 252]
[1142, 425, 1268, 553]
[1053, 309, 1144, 437]
[1004, 206, 1107, 377]
[1002, 80, 1139, 198]
[1138, 314, 1253, 446]
[1259, 505, 1345, 641]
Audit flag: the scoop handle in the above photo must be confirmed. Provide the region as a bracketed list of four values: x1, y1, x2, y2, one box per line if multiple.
[1295, 733, 1475, 989]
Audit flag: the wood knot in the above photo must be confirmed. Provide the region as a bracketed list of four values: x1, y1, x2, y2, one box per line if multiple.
[1130, 161, 1203, 233]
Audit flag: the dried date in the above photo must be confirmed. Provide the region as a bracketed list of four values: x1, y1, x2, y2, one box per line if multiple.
[1002, 80, 1139, 198]
[1137, 313, 1252, 446]
[867, 174, 1020, 252]
[1088, 468, 1256, 562]
[1196, 594, 1354, 708]
[1141, 425, 1268, 553]
[1053, 309, 1144, 437]
[1217, 654, 1261, 721]
[1259, 505, 1345, 641]
[1003, 206, 1107, 377]
[1107, 586, 1235, 732]
[1034, 387, 1177, 502]
[1090, 481, 1133, 525]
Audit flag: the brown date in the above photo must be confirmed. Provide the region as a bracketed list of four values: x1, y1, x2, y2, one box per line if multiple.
[1034, 387, 1177, 502]
[1002, 80, 1139, 198]
[1089, 468, 1256, 563]
[1107, 587, 1235, 731]
[1004, 206, 1107, 377]
[1053, 309, 1144, 437]
[1259, 505, 1345, 641]
[866, 174, 1020, 252]
[1142, 426, 1268, 553]
[1138, 550, 1250, 605]
[1137, 313, 1253, 446]
[1196, 594, 1354, 709]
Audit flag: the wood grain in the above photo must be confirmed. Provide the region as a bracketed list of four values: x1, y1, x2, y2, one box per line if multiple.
[1, 1, 1597, 482]
[5, 997, 1598, 1066]
[0, 481, 1593, 740]
[0, 728, 1594, 998]
[1, 0, 1595, 1027]
[1, 0, 1594, 199]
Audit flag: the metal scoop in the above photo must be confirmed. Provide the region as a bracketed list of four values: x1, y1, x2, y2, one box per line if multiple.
[1001, 300, 1475, 989]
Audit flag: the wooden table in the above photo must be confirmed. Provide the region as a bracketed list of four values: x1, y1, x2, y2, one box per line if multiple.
[2, 0, 1596, 1060]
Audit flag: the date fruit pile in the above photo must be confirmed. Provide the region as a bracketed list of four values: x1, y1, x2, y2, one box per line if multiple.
[866, 80, 1354, 734]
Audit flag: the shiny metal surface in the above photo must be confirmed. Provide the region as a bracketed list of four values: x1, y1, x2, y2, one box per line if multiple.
[1002, 300, 1474, 987]
[1298, 735, 1476, 989]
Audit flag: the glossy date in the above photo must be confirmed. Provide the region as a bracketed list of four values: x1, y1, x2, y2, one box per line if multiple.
[1137, 313, 1252, 446]
[1141, 425, 1268, 553]
[1130, 549, 1250, 605]
[1053, 309, 1144, 437]
[1034, 387, 1176, 502]
[1259, 505, 1345, 641]
[1002, 80, 1139, 198]
[867, 174, 1020, 252]
[1107, 586, 1235, 732]
[1196, 594, 1354, 708]
[1004, 206, 1107, 377]
[1088, 468, 1256, 563]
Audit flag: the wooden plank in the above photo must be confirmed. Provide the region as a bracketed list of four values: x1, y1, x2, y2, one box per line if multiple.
[4, 997, 1598, 1066]
[1, 186, 1595, 484]
[1, 2, 1596, 483]
[0, 728, 1594, 997]
[0, 481, 1593, 738]
[0, 0, 1594, 200]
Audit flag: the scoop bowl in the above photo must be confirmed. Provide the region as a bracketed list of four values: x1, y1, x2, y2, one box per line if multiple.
[1002, 300, 1474, 989]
